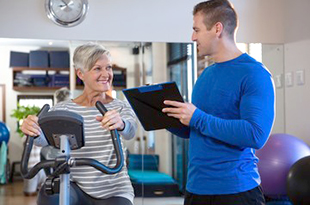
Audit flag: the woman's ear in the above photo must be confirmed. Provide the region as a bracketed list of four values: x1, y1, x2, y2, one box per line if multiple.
[76, 69, 84, 81]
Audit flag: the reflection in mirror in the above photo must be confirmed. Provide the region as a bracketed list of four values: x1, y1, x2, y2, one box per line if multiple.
[129, 42, 194, 205]
[0, 38, 285, 205]
[168, 43, 195, 197]
[0, 38, 189, 205]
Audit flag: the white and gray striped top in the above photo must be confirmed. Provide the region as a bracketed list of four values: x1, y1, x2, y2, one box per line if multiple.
[34, 99, 137, 203]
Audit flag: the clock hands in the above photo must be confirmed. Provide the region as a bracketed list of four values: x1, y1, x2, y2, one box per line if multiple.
[59, 0, 67, 9]
[60, 0, 67, 6]
[67, 1, 74, 6]
[59, 0, 74, 10]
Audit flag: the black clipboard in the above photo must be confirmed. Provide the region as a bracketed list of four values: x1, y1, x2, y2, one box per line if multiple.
[123, 82, 185, 131]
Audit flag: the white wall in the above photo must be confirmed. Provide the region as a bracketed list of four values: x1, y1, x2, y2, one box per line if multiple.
[282, 0, 310, 145]
[262, 44, 285, 134]
[284, 0, 310, 44]
[0, 0, 284, 44]
[284, 40, 310, 144]
[234, 0, 285, 44]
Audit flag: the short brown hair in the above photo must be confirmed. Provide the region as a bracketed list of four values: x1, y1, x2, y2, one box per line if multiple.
[193, 0, 238, 37]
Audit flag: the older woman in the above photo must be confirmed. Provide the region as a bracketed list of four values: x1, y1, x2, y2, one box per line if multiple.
[21, 42, 137, 205]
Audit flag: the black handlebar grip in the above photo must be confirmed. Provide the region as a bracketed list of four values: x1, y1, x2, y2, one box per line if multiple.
[37, 104, 51, 118]
[95, 101, 108, 115]
[21, 104, 50, 179]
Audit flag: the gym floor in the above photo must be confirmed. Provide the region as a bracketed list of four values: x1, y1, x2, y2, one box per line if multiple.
[0, 180, 184, 205]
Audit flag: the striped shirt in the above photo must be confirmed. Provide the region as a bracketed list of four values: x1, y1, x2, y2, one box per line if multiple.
[34, 99, 137, 203]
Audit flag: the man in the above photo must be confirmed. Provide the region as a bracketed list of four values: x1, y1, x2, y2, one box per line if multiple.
[162, 0, 275, 204]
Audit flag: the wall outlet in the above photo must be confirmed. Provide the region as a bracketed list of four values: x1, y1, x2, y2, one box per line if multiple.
[296, 70, 305, 85]
[285, 72, 293, 87]
[275, 74, 283, 88]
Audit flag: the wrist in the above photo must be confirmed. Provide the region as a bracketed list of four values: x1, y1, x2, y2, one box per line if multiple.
[118, 120, 126, 131]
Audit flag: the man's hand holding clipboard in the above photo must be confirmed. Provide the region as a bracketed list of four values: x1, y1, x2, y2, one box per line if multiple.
[162, 100, 197, 126]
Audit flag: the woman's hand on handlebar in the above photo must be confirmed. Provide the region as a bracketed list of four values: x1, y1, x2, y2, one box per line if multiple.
[20, 115, 41, 137]
[96, 110, 125, 131]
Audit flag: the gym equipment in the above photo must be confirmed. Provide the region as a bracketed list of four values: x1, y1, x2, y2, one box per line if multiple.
[287, 155, 310, 204]
[0, 122, 10, 144]
[21, 101, 124, 205]
[256, 133, 310, 197]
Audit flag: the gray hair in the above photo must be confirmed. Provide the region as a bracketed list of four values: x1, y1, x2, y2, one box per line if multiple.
[73, 42, 111, 72]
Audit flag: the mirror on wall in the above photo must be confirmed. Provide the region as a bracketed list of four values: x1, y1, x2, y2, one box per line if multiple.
[0, 38, 191, 205]
[0, 39, 285, 205]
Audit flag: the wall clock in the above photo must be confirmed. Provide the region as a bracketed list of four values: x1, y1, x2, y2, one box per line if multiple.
[45, 0, 89, 27]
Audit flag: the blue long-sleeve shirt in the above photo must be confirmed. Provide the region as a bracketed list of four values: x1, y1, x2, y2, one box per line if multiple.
[170, 53, 275, 194]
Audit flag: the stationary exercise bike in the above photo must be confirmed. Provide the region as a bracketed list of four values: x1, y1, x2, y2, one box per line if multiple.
[20, 101, 124, 205]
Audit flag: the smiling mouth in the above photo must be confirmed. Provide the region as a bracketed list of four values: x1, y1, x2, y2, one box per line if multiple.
[98, 79, 110, 84]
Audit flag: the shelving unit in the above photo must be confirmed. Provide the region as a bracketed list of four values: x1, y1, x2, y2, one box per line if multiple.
[12, 65, 127, 92]
[12, 67, 68, 72]
[12, 67, 70, 91]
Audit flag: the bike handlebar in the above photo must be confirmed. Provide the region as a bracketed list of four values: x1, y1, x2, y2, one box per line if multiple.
[21, 101, 124, 179]
[21, 104, 50, 179]
[94, 101, 124, 174]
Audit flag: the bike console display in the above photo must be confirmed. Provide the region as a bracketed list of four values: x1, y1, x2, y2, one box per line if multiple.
[39, 110, 84, 150]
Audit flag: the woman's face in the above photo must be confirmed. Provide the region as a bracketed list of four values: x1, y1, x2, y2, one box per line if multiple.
[81, 54, 113, 92]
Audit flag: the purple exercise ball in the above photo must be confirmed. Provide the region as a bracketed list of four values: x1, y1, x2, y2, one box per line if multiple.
[256, 133, 310, 197]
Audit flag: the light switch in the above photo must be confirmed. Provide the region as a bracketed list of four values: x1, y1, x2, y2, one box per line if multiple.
[285, 72, 293, 87]
[296, 70, 305, 85]
[275, 74, 282, 88]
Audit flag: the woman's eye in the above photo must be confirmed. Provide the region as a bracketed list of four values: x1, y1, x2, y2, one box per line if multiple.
[107, 66, 112, 70]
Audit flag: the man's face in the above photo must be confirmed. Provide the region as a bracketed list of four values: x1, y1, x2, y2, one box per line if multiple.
[191, 12, 217, 57]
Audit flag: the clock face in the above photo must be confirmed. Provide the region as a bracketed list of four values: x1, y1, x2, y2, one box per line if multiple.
[46, 0, 88, 27]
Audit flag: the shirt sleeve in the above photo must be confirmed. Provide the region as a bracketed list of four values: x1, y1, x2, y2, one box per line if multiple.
[119, 100, 137, 140]
[33, 132, 49, 147]
[189, 71, 275, 149]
